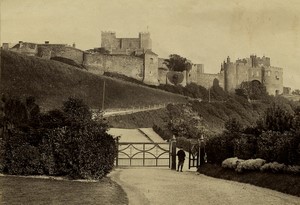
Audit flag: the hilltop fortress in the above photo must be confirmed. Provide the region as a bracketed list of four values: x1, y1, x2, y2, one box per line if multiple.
[2, 32, 283, 95]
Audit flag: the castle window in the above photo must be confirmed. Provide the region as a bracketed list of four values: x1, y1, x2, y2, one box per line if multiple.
[150, 58, 154, 64]
[275, 71, 279, 80]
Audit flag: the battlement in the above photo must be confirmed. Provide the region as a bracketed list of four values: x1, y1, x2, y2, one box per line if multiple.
[101, 31, 152, 55]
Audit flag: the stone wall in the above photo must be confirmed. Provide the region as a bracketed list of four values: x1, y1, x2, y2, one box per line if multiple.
[83, 53, 144, 80]
[190, 73, 224, 89]
[37, 45, 84, 64]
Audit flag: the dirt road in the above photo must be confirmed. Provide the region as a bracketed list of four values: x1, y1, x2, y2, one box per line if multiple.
[110, 168, 300, 205]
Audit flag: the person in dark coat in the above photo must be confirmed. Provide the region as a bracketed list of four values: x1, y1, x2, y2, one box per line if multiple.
[177, 147, 186, 172]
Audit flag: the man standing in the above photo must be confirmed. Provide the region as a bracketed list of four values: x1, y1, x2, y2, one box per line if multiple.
[177, 147, 186, 172]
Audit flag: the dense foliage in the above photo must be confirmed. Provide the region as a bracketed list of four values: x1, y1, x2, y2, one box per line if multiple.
[0, 96, 117, 179]
[206, 102, 300, 166]
[163, 54, 192, 72]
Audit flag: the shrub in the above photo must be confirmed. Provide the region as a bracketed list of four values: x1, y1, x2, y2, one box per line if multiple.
[285, 165, 300, 174]
[257, 131, 300, 165]
[206, 134, 235, 164]
[233, 134, 257, 159]
[1, 97, 117, 179]
[235, 158, 266, 172]
[222, 157, 244, 169]
[260, 162, 287, 173]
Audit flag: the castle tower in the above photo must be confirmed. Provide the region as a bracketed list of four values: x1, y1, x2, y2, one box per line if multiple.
[101, 32, 118, 52]
[224, 57, 237, 92]
[263, 66, 284, 95]
[139, 32, 152, 50]
[143, 50, 159, 85]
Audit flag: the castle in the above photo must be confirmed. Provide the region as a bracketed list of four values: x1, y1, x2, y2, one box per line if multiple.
[2, 32, 283, 95]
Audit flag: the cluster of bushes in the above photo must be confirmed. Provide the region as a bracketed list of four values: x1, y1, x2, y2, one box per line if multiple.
[0, 96, 117, 179]
[222, 157, 300, 174]
[206, 102, 300, 168]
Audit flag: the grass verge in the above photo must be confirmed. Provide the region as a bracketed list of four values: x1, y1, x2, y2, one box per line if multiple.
[0, 175, 128, 204]
[198, 163, 300, 197]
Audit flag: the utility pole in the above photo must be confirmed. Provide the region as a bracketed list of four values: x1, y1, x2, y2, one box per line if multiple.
[208, 88, 211, 103]
[102, 80, 106, 111]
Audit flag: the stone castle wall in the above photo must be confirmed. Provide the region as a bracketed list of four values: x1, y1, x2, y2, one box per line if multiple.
[37, 45, 84, 64]
[83, 53, 144, 80]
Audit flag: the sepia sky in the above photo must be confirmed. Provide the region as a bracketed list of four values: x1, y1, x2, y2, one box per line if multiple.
[1, 0, 300, 89]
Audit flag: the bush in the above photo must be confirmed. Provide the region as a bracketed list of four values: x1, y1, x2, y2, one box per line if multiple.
[222, 157, 244, 169]
[285, 165, 300, 174]
[257, 131, 300, 165]
[260, 162, 287, 173]
[206, 134, 235, 164]
[1, 97, 117, 179]
[235, 158, 266, 172]
[233, 134, 257, 160]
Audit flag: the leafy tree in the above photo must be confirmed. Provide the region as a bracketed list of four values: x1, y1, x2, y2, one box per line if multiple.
[236, 81, 268, 100]
[163, 54, 192, 72]
[262, 103, 294, 133]
[166, 104, 206, 139]
[225, 118, 243, 133]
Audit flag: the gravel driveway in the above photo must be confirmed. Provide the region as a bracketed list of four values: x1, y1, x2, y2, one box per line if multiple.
[110, 167, 300, 205]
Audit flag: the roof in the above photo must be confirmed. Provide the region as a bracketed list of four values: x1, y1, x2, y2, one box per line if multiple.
[144, 49, 158, 56]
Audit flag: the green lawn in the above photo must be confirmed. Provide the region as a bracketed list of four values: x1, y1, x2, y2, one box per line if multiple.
[0, 175, 128, 204]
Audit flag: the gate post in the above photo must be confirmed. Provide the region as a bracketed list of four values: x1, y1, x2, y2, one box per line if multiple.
[170, 135, 177, 170]
[115, 136, 119, 167]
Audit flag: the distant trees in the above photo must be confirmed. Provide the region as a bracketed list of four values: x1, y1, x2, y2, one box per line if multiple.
[164, 54, 192, 72]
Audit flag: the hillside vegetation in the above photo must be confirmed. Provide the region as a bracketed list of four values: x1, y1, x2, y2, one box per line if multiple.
[0, 50, 187, 111]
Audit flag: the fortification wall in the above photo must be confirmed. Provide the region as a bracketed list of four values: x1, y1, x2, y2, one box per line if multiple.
[10, 43, 38, 56]
[37, 45, 84, 64]
[193, 73, 224, 89]
[83, 53, 144, 80]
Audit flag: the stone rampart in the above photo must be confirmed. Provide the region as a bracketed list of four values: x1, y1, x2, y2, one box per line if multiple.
[192, 73, 224, 89]
[83, 53, 144, 80]
[37, 45, 84, 64]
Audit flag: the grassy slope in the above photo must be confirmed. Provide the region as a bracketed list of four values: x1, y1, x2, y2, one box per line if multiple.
[0, 50, 187, 111]
[108, 108, 168, 128]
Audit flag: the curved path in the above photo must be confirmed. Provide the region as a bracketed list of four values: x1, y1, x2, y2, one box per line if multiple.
[110, 168, 300, 205]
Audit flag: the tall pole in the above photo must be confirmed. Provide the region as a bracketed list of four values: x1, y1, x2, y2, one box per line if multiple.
[208, 88, 211, 103]
[102, 80, 106, 111]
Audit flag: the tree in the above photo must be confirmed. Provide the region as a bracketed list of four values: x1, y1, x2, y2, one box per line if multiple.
[262, 103, 294, 133]
[236, 81, 268, 100]
[164, 54, 192, 72]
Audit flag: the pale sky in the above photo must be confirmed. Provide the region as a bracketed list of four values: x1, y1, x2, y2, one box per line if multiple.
[1, 0, 300, 89]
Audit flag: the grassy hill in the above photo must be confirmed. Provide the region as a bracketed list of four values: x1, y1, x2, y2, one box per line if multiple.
[0, 50, 187, 111]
